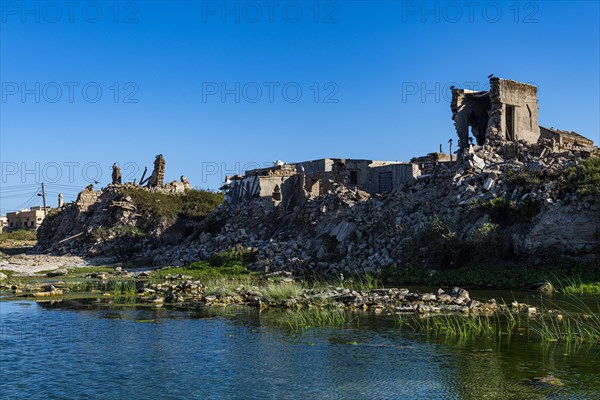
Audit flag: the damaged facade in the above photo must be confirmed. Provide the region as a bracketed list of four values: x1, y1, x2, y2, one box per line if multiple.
[223, 158, 423, 207]
[452, 78, 540, 150]
[540, 126, 596, 151]
[451, 76, 596, 153]
[225, 76, 596, 209]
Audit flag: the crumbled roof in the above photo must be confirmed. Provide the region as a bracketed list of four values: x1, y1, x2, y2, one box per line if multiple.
[540, 126, 595, 145]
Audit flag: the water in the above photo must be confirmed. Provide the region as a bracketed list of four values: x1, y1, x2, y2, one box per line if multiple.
[1, 299, 599, 400]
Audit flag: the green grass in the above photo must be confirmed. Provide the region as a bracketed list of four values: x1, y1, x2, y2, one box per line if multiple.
[261, 281, 303, 301]
[533, 296, 600, 344]
[122, 187, 223, 221]
[558, 276, 600, 294]
[109, 279, 137, 297]
[152, 248, 257, 281]
[396, 298, 600, 344]
[268, 308, 358, 331]
[152, 263, 254, 280]
[381, 259, 600, 289]
[0, 230, 37, 242]
[341, 273, 383, 291]
[66, 266, 118, 275]
[65, 279, 97, 292]
[33, 266, 117, 277]
[534, 313, 600, 344]
[0, 269, 15, 278]
[396, 312, 518, 339]
[563, 283, 600, 294]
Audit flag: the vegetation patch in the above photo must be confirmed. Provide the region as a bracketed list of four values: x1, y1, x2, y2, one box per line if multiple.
[122, 188, 223, 221]
[396, 302, 600, 344]
[577, 156, 600, 197]
[403, 218, 463, 268]
[396, 312, 516, 339]
[152, 248, 257, 281]
[505, 169, 544, 191]
[480, 197, 541, 226]
[0, 230, 38, 242]
[0, 269, 15, 278]
[262, 281, 303, 302]
[557, 277, 600, 294]
[381, 258, 600, 289]
[65, 266, 119, 276]
[267, 308, 358, 331]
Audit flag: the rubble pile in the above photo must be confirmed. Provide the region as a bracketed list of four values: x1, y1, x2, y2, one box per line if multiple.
[156, 141, 599, 273]
[36, 141, 599, 275]
[36, 184, 189, 257]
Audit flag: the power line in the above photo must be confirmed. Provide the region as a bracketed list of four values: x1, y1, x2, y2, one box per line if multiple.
[12, 190, 40, 211]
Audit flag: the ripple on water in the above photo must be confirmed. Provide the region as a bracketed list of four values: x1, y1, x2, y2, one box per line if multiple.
[0, 301, 599, 399]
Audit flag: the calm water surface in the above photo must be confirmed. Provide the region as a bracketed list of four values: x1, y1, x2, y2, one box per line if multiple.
[1, 299, 599, 400]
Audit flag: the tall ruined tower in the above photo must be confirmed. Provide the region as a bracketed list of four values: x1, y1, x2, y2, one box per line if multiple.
[451, 77, 540, 151]
[147, 154, 166, 188]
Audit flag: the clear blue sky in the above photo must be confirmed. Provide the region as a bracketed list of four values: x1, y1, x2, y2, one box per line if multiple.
[1, 0, 599, 213]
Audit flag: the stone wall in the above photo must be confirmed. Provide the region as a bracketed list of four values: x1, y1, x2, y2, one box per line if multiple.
[490, 78, 540, 144]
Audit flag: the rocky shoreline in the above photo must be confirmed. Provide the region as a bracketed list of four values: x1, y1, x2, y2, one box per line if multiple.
[142, 280, 531, 315]
[1, 270, 537, 316]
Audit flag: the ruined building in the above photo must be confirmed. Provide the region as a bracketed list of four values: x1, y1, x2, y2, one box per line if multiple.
[147, 154, 166, 188]
[6, 206, 50, 231]
[451, 78, 540, 150]
[223, 158, 424, 208]
[539, 127, 595, 150]
[224, 76, 596, 208]
[451, 76, 596, 153]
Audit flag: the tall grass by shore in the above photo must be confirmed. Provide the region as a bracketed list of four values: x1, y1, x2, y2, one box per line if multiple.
[395, 299, 600, 345]
[556, 277, 600, 294]
[268, 308, 358, 331]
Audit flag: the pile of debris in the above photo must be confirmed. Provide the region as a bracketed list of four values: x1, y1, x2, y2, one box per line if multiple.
[36, 145, 598, 276]
[144, 139, 598, 274]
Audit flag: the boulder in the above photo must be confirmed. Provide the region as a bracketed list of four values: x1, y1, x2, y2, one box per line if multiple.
[46, 268, 68, 277]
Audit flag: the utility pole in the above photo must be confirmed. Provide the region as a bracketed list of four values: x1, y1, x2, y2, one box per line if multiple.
[41, 182, 47, 217]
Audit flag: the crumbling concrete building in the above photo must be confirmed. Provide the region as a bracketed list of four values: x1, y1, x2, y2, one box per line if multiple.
[540, 126, 596, 151]
[225, 76, 596, 209]
[452, 76, 596, 154]
[223, 158, 421, 207]
[410, 152, 454, 175]
[452, 77, 540, 150]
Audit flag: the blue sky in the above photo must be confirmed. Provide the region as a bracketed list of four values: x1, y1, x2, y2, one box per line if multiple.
[1, 0, 599, 213]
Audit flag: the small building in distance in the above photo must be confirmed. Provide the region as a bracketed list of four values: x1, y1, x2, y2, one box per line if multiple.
[0, 216, 7, 233]
[6, 206, 49, 231]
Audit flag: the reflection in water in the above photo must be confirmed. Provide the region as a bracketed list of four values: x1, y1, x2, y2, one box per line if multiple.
[0, 300, 599, 399]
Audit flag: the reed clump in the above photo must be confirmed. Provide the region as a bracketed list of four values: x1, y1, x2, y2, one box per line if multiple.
[271, 308, 357, 331]
[395, 299, 600, 344]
